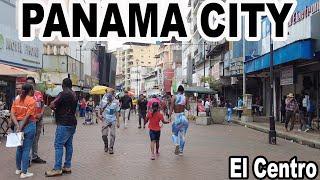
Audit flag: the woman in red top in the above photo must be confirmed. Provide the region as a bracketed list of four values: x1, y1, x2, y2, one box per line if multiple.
[146, 102, 169, 160]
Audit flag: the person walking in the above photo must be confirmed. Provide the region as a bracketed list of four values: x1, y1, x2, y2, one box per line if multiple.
[285, 93, 299, 131]
[137, 94, 148, 129]
[205, 98, 211, 117]
[169, 85, 190, 156]
[237, 97, 243, 119]
[98, 92, 120, 154]
[119, 91, 132, 128]
[11, 83, 36, 178]
[226, 100, 233, 123]
[146, 102, 169, 160]
[79, 97, 86, 118]
[306, 98, 315, 132]
[132, 97, 138, 114]
[45, 78, 77, 177]
[26, 77, 46, 164]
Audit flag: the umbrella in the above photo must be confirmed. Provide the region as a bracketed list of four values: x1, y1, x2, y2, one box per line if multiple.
[184, 86, 216, 95]
[90, 86, 114, 95]
[45, 85, 63, 97]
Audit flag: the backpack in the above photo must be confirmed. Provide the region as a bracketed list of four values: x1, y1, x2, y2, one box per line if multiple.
[308, 101, 315, 113]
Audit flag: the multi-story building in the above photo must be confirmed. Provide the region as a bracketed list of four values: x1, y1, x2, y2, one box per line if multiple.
[0, 0, 43, 107]
[244, 0, 320, 120]
[114, 43, 159, 95]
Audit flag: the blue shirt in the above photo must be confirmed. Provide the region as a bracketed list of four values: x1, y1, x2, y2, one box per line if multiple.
[100, 95, 120, 124]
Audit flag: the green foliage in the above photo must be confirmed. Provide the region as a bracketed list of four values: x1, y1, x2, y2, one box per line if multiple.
[200, 76, 222, 91]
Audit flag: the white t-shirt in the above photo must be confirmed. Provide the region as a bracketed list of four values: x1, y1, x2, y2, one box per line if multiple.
[205, 101, 211, 109]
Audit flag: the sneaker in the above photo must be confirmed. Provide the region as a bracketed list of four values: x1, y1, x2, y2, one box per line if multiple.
[179, 152, 184, 156]
[20, 172, 33, 179]
[138, 126, 141, 129]
[32, 157, 46, 164]
[298, 128, 302, 132]
[104, 147, 108, 153]
[151, 154, 155, 160]
[174, 145, 180, 155]
[304, 128, 310, 132]
[15, 170, 22, 175]
[109, 148, 114, 154]
[62, 167, 72, 174]
[45, 169, 63, 177]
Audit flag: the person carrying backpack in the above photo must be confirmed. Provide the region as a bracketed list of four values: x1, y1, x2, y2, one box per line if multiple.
[306, 98, 315, 132]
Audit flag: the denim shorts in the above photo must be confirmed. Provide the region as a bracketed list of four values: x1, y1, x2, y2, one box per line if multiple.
[149, 130, 161, 141]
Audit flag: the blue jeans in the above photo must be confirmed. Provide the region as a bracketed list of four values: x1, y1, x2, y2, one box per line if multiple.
[227, 108, 233, 122]
[172, 113, 189, 152]
[54, 125, 76, 170]
[16, 121, 36, 173]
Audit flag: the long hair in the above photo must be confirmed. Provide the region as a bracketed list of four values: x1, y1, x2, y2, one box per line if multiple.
[152, 102, 159, 117]
[20, 84, 33, 102]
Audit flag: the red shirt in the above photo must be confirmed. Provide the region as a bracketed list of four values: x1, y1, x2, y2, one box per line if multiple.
[33, 90, 43, 115]
[147, 111, 164, 131]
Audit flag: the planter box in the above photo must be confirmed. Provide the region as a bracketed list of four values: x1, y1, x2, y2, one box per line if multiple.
[211, 107, 227, 124]
[196, 116, 212, 125]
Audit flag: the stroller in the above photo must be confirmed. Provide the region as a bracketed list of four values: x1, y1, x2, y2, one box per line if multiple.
[83, 106, 94, 125]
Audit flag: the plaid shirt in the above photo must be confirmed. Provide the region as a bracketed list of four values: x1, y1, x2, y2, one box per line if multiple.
[285, 98, 298, 112]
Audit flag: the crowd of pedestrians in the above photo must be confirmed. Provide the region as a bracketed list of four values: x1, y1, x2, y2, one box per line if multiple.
[8, 81, 191, 178]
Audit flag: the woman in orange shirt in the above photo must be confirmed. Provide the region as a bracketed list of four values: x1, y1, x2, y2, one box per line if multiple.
[11, 83, 36, 179]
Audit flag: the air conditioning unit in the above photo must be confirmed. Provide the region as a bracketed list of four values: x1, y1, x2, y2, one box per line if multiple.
[231, 77, 238, 85]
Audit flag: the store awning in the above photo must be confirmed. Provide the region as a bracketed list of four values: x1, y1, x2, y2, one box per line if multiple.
[245, 39, 314, 74]
[0, 64, 38, 77]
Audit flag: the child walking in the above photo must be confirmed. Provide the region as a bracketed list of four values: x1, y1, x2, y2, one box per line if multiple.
[146, 102, 170, 160]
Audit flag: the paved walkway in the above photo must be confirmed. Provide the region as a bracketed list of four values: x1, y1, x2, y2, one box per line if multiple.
[0, 114, 319, 180]
[233, 117, 320, 149]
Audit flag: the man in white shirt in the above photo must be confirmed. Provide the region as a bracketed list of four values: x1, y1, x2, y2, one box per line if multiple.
[205, 98, 211, 116]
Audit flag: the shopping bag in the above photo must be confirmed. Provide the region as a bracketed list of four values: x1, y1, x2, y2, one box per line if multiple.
[6, 132, 24, 147]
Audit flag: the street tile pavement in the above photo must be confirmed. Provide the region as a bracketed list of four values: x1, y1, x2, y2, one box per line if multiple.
[0, 114, 319, 180]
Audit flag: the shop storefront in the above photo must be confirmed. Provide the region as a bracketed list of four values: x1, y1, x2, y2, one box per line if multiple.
[244, 0, 320, 124]
[0, 76, 15, 109]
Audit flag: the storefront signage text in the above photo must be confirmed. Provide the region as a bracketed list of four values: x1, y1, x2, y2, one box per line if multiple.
[5, 38, 40, 58]
[289, 0, 320, 27]
[280, 66, 294, 86]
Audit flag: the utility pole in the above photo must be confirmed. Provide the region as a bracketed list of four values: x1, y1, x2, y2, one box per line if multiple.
[203, 41, 206, 87]
[136, 59, 139, 96]
[269, 23, 276, 145]
[242, 17, 246, 96]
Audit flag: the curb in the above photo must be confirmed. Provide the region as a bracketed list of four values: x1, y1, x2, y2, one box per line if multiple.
[233, 120, 320, 150]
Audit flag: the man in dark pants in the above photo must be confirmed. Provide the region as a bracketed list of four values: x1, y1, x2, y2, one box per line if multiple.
[26, 77, 46, 164]
[46, 78, 78, 177]
[137, 94, 148, 129]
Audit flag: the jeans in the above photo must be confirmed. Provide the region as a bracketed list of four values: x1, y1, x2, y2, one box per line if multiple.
[16, 121, 36, 173]
[227, 108, 233, 122]
[102, 123, 116, 149]
[306, 112, 313, 129]
[121, 109, 130, 127]
[54, 125, 76, 170]
[80, 108, 85, 117]
[32, 118, 42, 159]
[172, 113, 189, 152]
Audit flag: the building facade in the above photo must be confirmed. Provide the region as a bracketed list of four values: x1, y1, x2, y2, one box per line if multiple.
[244, 0, 320, 120]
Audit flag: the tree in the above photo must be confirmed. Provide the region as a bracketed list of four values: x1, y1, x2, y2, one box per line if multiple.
[201, 76, 222, 92]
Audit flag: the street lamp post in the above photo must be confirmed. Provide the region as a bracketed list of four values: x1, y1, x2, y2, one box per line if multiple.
[79, 41, 83, 87]
[136, 59, 139, 96]
[203, 42, 206, 87]
[269, 24, 276, 145]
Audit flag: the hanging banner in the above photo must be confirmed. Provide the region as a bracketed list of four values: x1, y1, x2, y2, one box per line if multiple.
[280, 66, 294, 86]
